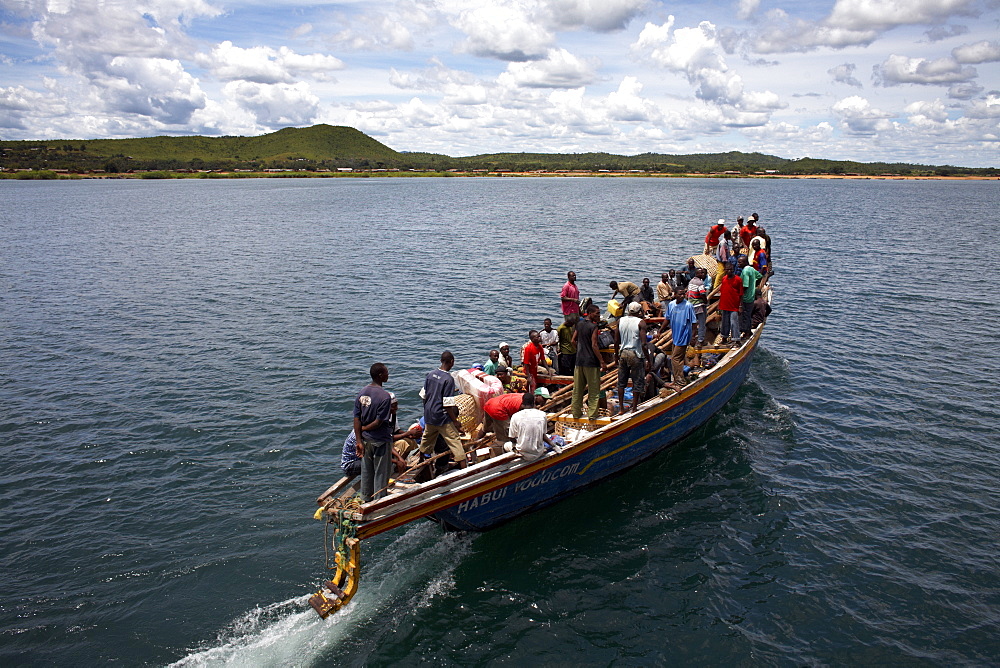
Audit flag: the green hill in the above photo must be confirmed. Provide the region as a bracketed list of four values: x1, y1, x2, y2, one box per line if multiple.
[0, 125, 402, 171]
[0, 125, 995, 175]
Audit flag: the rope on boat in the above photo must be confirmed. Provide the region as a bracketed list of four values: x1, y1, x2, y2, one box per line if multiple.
[310, 496, 363, 619]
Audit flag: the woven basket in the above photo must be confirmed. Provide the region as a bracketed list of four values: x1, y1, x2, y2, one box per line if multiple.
[454, 394, 479, 433]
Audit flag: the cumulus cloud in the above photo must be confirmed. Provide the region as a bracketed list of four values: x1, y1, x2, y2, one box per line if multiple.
[541, 0, 649, 32]
[501, 48, 598, 88]
[223, 81, 320, 128]
[832, 95, 895, 134]
[0, 85, 63, 130]
[873, 54, 977, 86]
[829, 63, 863, 87]
[603, 76, 659, 122]
[631, 18, 783, 125]
[752, 0, 983, 53]
[947, 82, 984, 99]
[737, 0, 761, 21]
[454, 4, 553, 61]
[198, 41, 344, 84]
[965, 92, 1000, 118]
[328, 2, 433, 51]
[19, 0, 220, 125]
[951, 40, 1000, 64]
[94, 56, 206, 124]
[905, 98, 949, 122]
[925, 23, 968, 41]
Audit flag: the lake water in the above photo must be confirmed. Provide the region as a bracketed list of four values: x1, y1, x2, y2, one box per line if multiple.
[2, 176, 998, 666]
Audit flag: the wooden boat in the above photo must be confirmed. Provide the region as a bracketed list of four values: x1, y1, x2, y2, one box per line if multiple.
[309, 257, 772, 618]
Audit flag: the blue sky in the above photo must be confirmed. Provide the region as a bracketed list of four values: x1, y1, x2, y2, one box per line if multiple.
[1, 0, 998, 166]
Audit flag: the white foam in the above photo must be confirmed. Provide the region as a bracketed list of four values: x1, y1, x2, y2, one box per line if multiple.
[170, 523, 474, 667]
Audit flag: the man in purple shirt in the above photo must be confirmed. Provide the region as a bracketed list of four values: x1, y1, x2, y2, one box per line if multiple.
[560, 271, 580, 316]
[419, 351, 466, 473]
[353, 362, 393, 502]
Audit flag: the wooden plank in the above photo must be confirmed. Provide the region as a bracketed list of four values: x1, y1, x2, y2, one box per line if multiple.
[360, 452, 519, 514]
[317, 476, 355, 505]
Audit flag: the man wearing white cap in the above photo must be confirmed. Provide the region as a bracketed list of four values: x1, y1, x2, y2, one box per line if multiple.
[704, 218, 728, 256]
[614, 302, 650, 415]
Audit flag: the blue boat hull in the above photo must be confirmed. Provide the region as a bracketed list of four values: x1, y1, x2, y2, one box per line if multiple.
[431, 338, 758, 531]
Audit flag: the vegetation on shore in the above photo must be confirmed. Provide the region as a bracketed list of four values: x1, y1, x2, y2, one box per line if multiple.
[1, 124, 996, 178]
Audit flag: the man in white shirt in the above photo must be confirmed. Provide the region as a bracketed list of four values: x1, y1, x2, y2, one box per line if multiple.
[506, 393, 554, 461]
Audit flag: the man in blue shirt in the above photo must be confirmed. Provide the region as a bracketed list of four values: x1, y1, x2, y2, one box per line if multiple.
[341, 431, 360, 479]
[666, 286, 697, 387]
[419, 351, 466, 473]
[353, 362, 393, 502]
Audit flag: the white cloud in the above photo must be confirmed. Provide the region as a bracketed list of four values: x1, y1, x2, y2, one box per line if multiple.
[965, 93, 1000, 119]
[603, 76, 659, 122]
[752, 0, 984, 53]
[832, 95, 896, 134]
[951, 40, 1000, 64]
[631, 19, 783, 125]
[502, 48, 597, 88]
[829, 63, 863, 87]
[454, 4, 553, 61]
[825, 0, 980, 33]
[874, 54, 977, 86]
[541, 0, 649, 32]
[223, 81, 320, 128]
[925, 24, 969, 41]
[905, 98, 949, 122]
[947, 82, 984, 99]
[94, 56, 207, 124]
[199, 41, 344, 84]
[327, 2, 432, 51]
[0, 85, 64, 130]
[737, 0, 761, 21]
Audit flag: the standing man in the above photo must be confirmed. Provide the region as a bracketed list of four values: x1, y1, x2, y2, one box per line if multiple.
[656, 272, 675, 314]
[557, 313, 578, 376]
[614, 302, 650, 414]
[571, 304, 608, 420]
[739, 216, 759, 251]
[687, 267, 710, 347]
[704, 218, 728, 255]
[731, 216, 744, 254]
[353, 362, 394, 502]
[738, 256, 763, 339]
[539, 318, 559, 372]
[666, 287, 697, 388]
[560, 271, 581, 317]
[609, 280, 641, 309]
[419, 351, 466, 472]
[521, 330, 545, 393]
[751, 239, 769, 274]
[718, 261, 743, 345]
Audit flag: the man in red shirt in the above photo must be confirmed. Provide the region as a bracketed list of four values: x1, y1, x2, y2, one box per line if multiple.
[718, 261, 744, 345]
[521, 330, 545, 393]
[704, 218, 728, 255]
[739, 218, 759, 250]
[484, 392, 529, 440]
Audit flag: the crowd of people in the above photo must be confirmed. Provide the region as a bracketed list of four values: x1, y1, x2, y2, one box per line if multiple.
[346, 215, 774, 502]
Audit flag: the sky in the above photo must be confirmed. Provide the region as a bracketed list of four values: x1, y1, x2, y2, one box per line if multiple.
[1, 0, 998, 166]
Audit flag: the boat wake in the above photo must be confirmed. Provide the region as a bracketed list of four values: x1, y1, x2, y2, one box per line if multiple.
[170, 523, 473, 667]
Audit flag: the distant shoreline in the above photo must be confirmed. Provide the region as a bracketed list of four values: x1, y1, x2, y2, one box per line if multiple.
[3, 170, 997, 181]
